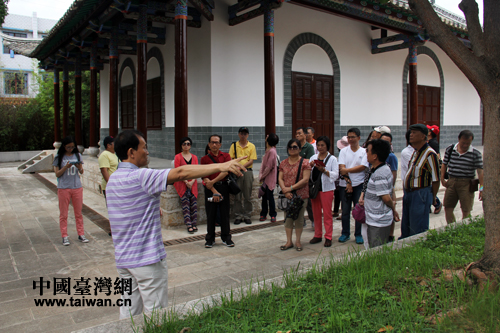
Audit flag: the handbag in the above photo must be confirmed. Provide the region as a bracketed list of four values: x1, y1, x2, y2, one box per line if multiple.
[258, 183, 267, 198]
[286, 192, 305, 220]
[352, 203, 366, 224]
[469, 178, 479, 193]
[207, 152, 241, 195]
[309, 154, 332, 200]
[277, 158, 304, 213]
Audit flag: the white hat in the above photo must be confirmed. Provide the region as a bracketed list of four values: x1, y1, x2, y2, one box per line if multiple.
[373, 126, 391, 134]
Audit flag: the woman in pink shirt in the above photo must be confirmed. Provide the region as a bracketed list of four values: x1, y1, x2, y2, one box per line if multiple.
[259, 133, 279, 222]
[174, 137, 199, 233]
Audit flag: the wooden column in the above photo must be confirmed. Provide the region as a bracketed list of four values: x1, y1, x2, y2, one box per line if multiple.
[175, 0, 188, 154]
[53, 69, 61, 148]
[136, 1, 148, 141]
[408, 42, 418, 126]
[89, 40, 99, 152]
[264, 8, 276, 135]
[75, 54, 83, 150]
[109, 23, 119, 138]
[62, 62, 69, 138]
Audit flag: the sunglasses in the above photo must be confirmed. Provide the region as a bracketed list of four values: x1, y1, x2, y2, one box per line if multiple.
[288, 146, 300, 150]
[182, 142, 191, 146]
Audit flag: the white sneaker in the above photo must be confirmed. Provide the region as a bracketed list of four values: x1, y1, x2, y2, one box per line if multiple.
[62, 237, 70, 246]
[78, 235, 89, 243]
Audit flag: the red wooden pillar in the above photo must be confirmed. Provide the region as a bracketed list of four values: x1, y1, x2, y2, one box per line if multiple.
[136, 1, 148, 141]
[264, 8, 276, 135]
[409, 42, 418, 126]
[175, 0, 188, 154]
[109, 23, 119, 138]
[89, 40, 99, 153]
[75, 54, 83, 150]
[53, 69, 61, 148]
[62, 62, 69, 138]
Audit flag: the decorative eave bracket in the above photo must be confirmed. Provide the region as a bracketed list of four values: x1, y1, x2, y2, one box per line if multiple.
[228, 0, 286, 26]
[371, 33, 427, 55]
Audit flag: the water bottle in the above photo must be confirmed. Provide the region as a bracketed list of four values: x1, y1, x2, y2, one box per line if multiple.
[207, 196, 223, 202]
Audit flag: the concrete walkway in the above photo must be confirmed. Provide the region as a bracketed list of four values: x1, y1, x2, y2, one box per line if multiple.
[0, 163, 484, 332]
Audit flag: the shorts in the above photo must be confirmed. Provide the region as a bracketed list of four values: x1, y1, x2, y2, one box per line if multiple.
[443, 178, 474, 213]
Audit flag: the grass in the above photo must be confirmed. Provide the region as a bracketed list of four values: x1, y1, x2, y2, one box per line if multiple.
[139, 217, 500, 332]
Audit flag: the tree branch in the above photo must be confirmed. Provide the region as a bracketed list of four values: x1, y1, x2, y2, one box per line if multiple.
[459, 0, 484, 57]
[408, 0, 493, 95]
[482, 0, 500, 75]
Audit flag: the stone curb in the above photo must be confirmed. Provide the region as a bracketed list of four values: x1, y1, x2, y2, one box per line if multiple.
[73, 214, 482, 333]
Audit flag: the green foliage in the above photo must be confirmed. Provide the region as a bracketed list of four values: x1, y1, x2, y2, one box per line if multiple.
[141, 217, 500, 333]
[0, 69, 99, 151]
[0, 0, 8, 26]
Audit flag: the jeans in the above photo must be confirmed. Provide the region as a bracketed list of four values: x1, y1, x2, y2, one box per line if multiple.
[260, 187, 277, 218]
[339, 185, 363, 237]
[401, 187, 433, 238]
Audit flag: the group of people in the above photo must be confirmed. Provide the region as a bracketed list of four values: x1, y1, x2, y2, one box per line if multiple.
[51, 123, 483, 320]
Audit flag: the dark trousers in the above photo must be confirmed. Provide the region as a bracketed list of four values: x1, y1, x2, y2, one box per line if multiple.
[205, 182, 231, 243]
[306, 198, 314, 223]
[260, 187, 277, 218]
[339, 184, 363, 237]
[401, 187, 433, 239]
[333, 187, 341, 213]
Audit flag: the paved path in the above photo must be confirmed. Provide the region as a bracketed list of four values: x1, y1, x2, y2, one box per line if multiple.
[0, 164, 484, 332]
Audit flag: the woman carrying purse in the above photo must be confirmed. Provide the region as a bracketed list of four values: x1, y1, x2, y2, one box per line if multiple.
[278, 139, 311, 251]
[308, 136, 339, 247]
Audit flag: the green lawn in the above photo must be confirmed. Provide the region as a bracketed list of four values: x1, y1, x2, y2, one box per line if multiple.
[139, 217, 499, 333]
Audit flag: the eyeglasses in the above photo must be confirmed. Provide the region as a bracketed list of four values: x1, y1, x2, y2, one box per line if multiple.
[65, 146, 75, 150]
[209, 141, 221, 145]
[288, 146, 300, 150]
[182, 142, 191, 146]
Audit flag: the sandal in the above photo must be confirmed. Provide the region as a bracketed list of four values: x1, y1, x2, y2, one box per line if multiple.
[187, 225, 195, 234]
[296, 246, 303, 252]
[192, 226, 198, 232]
[280, 244, 294, 251]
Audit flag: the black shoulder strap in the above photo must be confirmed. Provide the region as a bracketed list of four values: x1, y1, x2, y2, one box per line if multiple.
[295, 158, 304, 184]
[232, 142, 237, 159]
[207, 154, 217, 164]
[324, 153, 331, 165]
[444, 144, 454, 161]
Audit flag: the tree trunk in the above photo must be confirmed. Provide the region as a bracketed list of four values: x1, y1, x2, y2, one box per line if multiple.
[408, 0, 500, 276]
[474, 95, 500, 275]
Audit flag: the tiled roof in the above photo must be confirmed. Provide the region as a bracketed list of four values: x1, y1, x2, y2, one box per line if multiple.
[0, 32, 42, 56]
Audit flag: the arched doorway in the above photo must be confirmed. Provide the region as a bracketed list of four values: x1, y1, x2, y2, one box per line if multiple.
[283, 33, 341, 152]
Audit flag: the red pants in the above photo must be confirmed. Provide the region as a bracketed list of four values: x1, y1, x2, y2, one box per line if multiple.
[58, 188, 84, 238]
[311, 191, 334, 240]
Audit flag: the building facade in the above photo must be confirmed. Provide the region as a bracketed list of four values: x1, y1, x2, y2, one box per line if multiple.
[0, 13, 56, 98]
[19, 0, 482, 159]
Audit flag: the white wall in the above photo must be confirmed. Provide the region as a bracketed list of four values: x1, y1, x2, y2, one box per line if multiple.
[100, 66, 109, 128]
[426, 43, 480, 126]
[120, 66, 133, 87]
[210, 1, 265, 126]
[292, 44, 333, 75]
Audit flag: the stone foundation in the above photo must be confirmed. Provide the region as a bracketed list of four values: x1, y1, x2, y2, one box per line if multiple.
[80, 156, 272, 228]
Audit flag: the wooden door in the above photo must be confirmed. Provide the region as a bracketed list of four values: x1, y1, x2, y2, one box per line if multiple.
[292, 72, 334, 151]
[408, 85, 440, 129]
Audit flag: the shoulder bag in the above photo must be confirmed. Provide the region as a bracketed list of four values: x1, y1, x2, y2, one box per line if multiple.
[309, 154, 332, 200]
[207, 152, 241, 195]
[278, 159, 305, 221]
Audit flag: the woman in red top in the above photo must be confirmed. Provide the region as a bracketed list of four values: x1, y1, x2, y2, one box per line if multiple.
[174, 137, 199, 233]
[278, 139, 311, 251]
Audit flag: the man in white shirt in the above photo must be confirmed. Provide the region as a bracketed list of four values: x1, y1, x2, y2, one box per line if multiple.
[400, 129, 415, 183]
[338, 128, 369, 244]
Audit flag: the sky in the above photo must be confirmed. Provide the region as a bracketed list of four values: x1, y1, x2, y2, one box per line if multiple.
[6, 0, 483, 23]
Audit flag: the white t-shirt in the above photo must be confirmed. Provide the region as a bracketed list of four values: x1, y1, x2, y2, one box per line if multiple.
[400, 145, 415, 183]
[338, 146, 369, 187]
